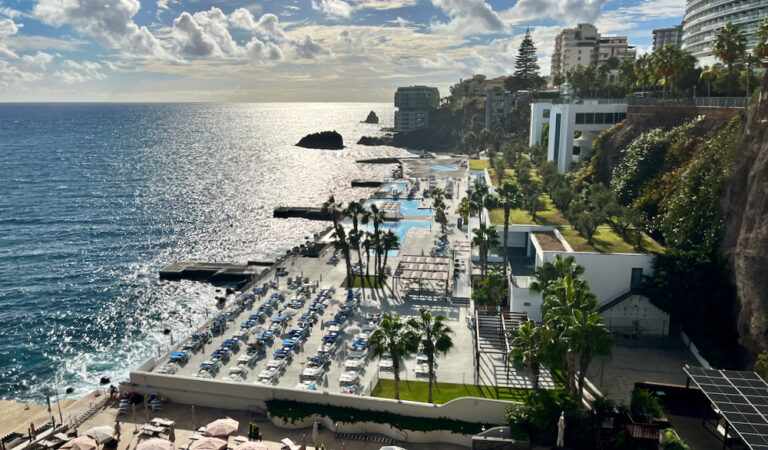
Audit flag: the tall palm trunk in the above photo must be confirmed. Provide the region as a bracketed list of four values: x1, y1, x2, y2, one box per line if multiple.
[365, 247, 372, 289]
[567, 352, 578, 394]
[392, 351, 401, 400]
[344, 247, 353, 288]
[427, 354, 435, 403]
[531, 361, 540, 391]
[503, 208, 510, 280]
[578, 356, 589, 401]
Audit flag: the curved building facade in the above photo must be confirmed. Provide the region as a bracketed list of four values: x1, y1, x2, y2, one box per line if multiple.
[682, 0, 768, 66]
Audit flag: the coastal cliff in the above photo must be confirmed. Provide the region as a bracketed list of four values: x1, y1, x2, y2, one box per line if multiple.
[721, 76, 768, 363]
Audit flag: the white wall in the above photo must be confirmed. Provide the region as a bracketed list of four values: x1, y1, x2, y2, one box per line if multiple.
[602, 295, 670, 335]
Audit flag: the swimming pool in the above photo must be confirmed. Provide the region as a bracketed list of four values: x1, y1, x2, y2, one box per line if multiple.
[364, 198, 433, 217]
[428, 165, 458, 172]
[364, 220, 431, 256]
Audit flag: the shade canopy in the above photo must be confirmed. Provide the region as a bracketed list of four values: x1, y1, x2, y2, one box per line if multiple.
[136, 438, 172, 450]
[189, 438, 228, 450]
[204, 418, 239, 438]
[61, 436, 98, 450]
[233, 443, 269, 450]
[83, 426, 115, 444]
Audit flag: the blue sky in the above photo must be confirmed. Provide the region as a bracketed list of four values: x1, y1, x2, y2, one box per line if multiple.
[0, 0, 685, 101]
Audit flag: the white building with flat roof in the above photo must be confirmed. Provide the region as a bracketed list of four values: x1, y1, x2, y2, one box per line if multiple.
[551, 24, 636, 76]
[529, 100, 627, 174]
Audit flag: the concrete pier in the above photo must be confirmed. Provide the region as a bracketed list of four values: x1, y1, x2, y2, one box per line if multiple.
[350, 179, 384, 188]
[272, 207, 331, 220]
[159, 262, 263, 288]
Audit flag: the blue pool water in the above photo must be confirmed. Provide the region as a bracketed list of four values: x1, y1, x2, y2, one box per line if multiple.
[428, 165, 458, 172]
[365, 199, 433, 217]
[362, 220, 431, 256]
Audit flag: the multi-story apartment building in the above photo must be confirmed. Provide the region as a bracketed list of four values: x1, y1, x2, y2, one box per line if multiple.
[653, 24, 684, 50]
[682, 0, 768, 66]
[394, 86, 439, 132]
[550, 23, 636, 76]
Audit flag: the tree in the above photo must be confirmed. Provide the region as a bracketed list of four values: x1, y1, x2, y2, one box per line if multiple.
[368, 314, 417, 400]
[362, 232, 373, 288]
[368, 204, 386, 280]
[478, 129, 494, 155]
[472, 222, 499, 278]
[408, 308, 454, 403]
[551, 72, 565, 87]
[379, 230, 399, 277]
[457, 197, 470, 222]
[509, 322, 552, 391]
[521, 180, 545, 221]
[507, 28, 543, 92]
[756, 18, 768, 64]
[472, 269, 508, 310]
[699, 65, 721, 97]
[496, 182, 523, 275]
[651, 44, 693, 97]
[712, 21, 747, 96]
[567, 309, 612, 400]
[529, 254, 586, 298]
[330, 225, 353, 288]
[618, 59, 637, 93]
[467, 181, 490, 226]
[463, 131, 477, 156]
[494, 156, 508, 185]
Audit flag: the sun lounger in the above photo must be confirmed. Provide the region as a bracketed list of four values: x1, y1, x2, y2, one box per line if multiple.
[280, 438, 300, 450]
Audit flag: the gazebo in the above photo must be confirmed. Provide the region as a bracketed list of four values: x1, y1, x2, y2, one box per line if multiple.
[393, 255, 451, 300]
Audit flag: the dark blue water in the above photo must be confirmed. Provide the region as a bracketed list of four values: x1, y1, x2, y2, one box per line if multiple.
[0, 103, 402, 402]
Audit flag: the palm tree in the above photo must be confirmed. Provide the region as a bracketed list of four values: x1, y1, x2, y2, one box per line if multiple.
[478, 129, 493, 156]
[462, 131, 477, 156]
[756, 18, 768, 64]
[700, 65, 720, 97]
[321, 195, 344, 229]
[472, 223, 499, 278]
[430, 188, 445, 207]
[567, 309, 612, 400]
[331, 225, 353, 288]
[494, 156, 507, 185]
[467, 182, 490, 226]
[495, 182, 522, 276]
[345, 201, 368, 275]
[368, 204, 386, 279]
[712, 21, 747, 96]
[368, 314, 417, 400]
[617, 59, 637, 93]
[379, 230, 399, 277]
[407, 308, 454, 403]
[509, 321, 552, 391]
[362, 232, 373, 288]
[651, 44, 683, 97]
[529, 254, 585, 297]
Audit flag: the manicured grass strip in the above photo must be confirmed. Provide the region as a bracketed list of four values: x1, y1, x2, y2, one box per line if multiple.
[469, 159, 490, 170]
[371, 379, 530, 404]
[559, 227, 663, 254]
[342, 275, 387, 288]
[488, 196, 569, 226]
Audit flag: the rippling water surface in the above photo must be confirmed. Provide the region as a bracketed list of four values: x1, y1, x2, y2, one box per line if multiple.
[0, 103, 408, 402]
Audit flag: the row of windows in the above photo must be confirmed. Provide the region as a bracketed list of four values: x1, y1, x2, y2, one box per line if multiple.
[575, 112, 627, 125]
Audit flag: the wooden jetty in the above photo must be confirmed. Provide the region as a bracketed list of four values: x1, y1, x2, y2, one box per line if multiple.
[273, 207, 331, 221]
[351, 179, 384, 188]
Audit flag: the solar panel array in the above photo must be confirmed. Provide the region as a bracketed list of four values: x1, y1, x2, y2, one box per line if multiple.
[685, 366, 768, 449]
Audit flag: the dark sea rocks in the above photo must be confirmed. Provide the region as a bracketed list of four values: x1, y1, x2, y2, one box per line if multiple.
[296, 131, 344, 149]
[362, 111, 379, 124]
[357, 136, 393, 146]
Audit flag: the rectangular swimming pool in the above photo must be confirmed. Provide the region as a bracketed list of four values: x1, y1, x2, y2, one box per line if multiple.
[365, 220, 431, 256]
[364, 198, 433, 217]
[428, 165, 458, 172]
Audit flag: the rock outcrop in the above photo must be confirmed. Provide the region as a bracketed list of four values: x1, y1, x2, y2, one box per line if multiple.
[357, 136, 393, 146]
[296, 131, 344, 149]
[721, 75, 768, 362]
[362, 111, 379, 124]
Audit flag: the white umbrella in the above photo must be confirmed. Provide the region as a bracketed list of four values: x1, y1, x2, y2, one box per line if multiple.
[136, 439, 172, 450]
[233, 443, 268, 450]
[556, 411, 565, 447]
[205, 419, 239, 439]
[378, 447, 406, 450]
[312, 422, 319, 447]
[61, 436, 98, 450]
[83, 426, 115, 444]
[189, 438, 227, 450]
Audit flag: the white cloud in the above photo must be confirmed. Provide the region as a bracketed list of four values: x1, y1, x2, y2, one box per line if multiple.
[0, 60, 42, 86]
[54, 60, 108, 84]
[353, 0, 419, 9]
[291, 34, 332, 59]
[245, 38, 284, 63]
[0, 6, 23, 18]
[33, 0, 168, 58]
[156, 0, 179, 10]
[431, 0, 506, 36]
[312, 0, 354, 19]
[419, 53, 466, 70]
[502, 0, 610, 26]
[229, 10, 287, 41]
[21, 51, 53, 70]
[190, 8, 239, 55]
[0, 17, 20, 59]
[171, 12, 219, 56]
[596, 0, 684, 33]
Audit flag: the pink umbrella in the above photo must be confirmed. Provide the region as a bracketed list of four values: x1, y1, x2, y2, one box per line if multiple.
[205, 419, 239, 439]
[233, 443, 269, 450]
[136, 439, 172, 450]
[189, 438, 227, 450]
[61, 436, 98, 450]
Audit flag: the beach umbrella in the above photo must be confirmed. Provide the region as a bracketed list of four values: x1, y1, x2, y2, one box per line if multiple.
[311, 422, 319, 447]
[61, 436, 98, 450]
[168, 424, 175, 445]
[136, 439, 172, 450]
[205, 419, 239, 439]
[189, 438, 227, 450]
[114, 420, 120, 440]
[378, 447, 406, 450]
[322, 375, 328, 388]
[234, 443, 268, 450]
[299, 435, 306, 450]
[83, 426, 114, 444]
[556, 411, 565, 447]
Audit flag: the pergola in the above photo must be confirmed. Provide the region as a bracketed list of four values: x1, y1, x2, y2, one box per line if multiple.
[393, 255, 451, 300]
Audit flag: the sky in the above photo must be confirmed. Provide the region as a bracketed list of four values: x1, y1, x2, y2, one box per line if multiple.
[0, 0, 686, 102]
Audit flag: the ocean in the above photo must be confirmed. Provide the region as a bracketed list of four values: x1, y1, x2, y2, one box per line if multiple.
[0, 102, 409, 403]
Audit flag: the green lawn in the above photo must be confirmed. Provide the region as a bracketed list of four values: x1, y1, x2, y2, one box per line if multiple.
[469, 159, 489, 170]
[487, 168, 516, 185]
[559, 227, 664, 254]
[371, 379, 530, 403]
[489, 196, 569, 226]
[342, 275, 387, 288]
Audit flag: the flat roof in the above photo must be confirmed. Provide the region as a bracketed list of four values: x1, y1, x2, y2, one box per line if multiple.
[532, 231, 566, 252]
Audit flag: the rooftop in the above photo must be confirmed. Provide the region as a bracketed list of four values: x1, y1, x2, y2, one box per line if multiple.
[532, 231, 566, 252]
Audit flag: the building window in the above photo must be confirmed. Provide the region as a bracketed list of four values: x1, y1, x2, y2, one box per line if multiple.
[575, 113, 585, 124]
[631, 268, 643, 290]
[594, 112, 604, 124]
[584, 113, 595, 124]
[524, 302, 531, 306]
[543, 109, 550, 119]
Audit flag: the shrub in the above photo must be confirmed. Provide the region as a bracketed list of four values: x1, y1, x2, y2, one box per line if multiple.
[663, 429, 690, 450]
[630, 389, 665, 420]
[266, 399, 493, 435]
